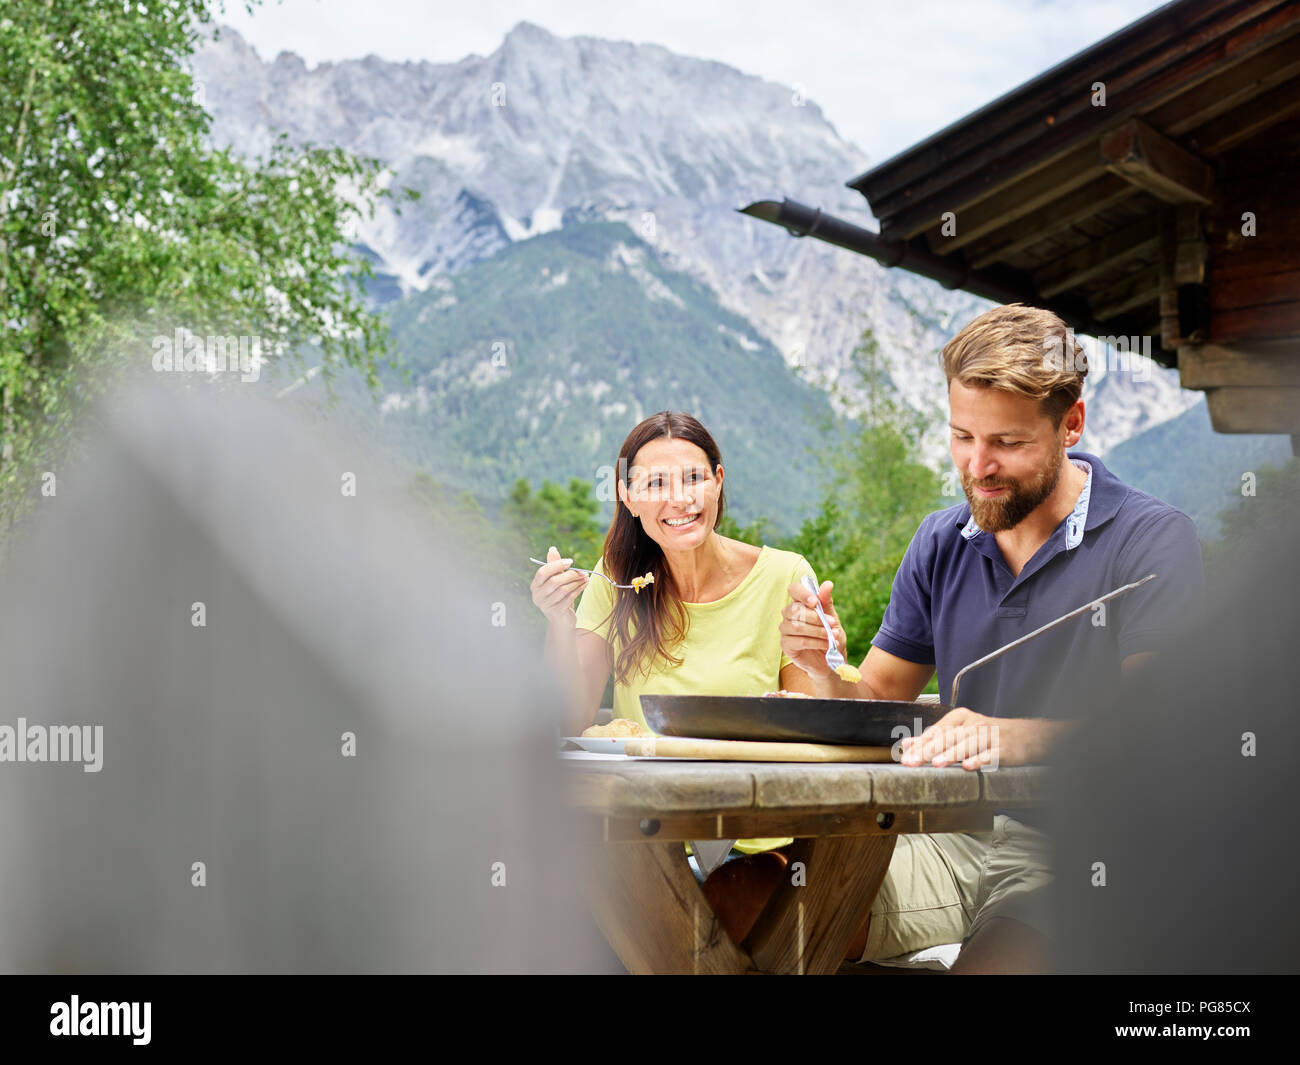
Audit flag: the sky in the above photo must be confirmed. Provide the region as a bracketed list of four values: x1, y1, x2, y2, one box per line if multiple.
[217, 0, 1174, 165]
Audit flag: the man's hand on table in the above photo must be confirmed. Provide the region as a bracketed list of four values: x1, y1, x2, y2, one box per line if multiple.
[899, 707, 1071, 770]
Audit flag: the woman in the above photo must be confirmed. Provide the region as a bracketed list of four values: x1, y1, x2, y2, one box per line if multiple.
[531, 410, 821, 733]
[531, 412, 834, 937]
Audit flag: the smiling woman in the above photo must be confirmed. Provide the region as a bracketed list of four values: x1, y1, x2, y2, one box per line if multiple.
[586, 413, 813, 720]
[529, 411, 819, 856]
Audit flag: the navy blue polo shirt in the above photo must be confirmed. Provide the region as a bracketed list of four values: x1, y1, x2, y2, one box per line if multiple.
[872, 452, 1205, 730]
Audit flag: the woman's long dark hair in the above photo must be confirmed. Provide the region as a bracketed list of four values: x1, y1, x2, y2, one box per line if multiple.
[603, 412, 726, 685]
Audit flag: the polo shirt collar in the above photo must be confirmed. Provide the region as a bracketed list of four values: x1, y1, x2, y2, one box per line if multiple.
[956, 451, 1125, 548]
[1064, 460, 1092, 548]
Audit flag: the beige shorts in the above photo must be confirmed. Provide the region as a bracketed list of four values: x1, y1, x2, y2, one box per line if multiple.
[859, 814, 1054, 962]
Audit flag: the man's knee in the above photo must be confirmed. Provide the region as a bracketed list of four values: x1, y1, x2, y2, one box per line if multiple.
[948, 916, 1051, 974]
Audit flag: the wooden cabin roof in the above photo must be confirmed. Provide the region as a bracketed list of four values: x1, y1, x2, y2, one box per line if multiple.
[846, 0, 1300, 377]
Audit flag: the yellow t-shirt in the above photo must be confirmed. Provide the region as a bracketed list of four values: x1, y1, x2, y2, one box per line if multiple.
[574, 544, 814, 855]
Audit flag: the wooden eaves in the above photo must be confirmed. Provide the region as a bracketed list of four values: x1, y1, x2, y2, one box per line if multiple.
[744, 0, 1300, 442]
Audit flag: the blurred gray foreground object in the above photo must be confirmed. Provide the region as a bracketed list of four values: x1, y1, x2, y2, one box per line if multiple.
[0, 377, 614, 973]
[1049, 498, 1300, 974]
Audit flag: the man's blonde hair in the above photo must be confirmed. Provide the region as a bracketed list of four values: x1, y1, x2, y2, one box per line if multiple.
[941, 303, 1087, 428]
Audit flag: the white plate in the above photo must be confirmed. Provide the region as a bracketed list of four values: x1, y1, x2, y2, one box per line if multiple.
[563, 736, 638, 754]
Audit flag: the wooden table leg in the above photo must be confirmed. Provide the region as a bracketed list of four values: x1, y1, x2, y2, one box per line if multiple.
[743, 834, 898, 974]
[582, 842, 759, 974]
[583, 834, 899, 975]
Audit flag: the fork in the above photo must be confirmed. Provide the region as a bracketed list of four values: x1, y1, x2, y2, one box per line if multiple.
[529, 557, 639, 590]
[800, 574, 846, 674]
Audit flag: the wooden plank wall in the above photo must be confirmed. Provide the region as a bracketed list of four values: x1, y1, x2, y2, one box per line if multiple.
[1206, 113, 1300, 343]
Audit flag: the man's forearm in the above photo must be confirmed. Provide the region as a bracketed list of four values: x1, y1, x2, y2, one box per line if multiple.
[1009, 716, 1075, 763]
[803, 669, 882, 701]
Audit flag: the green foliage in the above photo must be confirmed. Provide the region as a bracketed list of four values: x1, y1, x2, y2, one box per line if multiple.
[714, 512, 774, 547]
[783, 327, 942, 662]
[503, 476, 605, 572]
[406, 469, 607, 641]
[0, 0, 413, 539]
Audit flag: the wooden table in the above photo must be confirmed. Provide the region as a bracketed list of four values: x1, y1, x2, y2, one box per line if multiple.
[565, 755, 1048, 974]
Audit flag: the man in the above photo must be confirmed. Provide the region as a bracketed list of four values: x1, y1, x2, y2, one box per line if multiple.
[779, 303, 1205, 973]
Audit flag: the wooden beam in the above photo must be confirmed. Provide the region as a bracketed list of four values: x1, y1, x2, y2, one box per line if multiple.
[1212, 300, 1300, 342]
[593, 808, 989, 842]
[1187, 74, 1300, 155]
[744, 835, 898, 975]
[1100, 119, 1216, 204]
[862, 0, 1300, 237]
[1033, 216, 1160, 298]
[1211, 236, 1300, 286]
[1159, 208, 1181, 350]
[965, 175, 1136, 269]
[1173, 205, 1212, 341]
[1206, 386, 1300, 433]
[1179, 342, 1300, 388]
[1174, 203, 1210, 288]
[1213, 269, 1300, 310]
[1179, 283, 1213, 342]
[917, 143, 1103, 253]
[1158, 205, 1213, 344]
[580, 841, 757, 974]
[1154, 40, 1300, 138]
[1089, 265, 1162, 321]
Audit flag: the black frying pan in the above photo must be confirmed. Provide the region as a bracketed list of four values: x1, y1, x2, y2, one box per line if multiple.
[640, 577, 1161, 745]
[639, 694, 950, 747]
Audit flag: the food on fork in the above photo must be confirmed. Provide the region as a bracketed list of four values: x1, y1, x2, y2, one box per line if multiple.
[581, 717, 654, 738]
[834, 663, 862, 683]
[629, 571, 655, 593]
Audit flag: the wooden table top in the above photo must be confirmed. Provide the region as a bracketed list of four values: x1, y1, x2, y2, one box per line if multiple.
[561, 755, 1049, 841]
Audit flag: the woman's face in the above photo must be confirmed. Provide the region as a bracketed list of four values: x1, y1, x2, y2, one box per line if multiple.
[618, 436, 723, 553]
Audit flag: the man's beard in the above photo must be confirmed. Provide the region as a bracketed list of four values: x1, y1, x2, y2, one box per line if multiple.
[962, 448, 1064, 532]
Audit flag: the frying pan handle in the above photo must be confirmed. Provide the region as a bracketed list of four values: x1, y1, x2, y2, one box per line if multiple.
[949, 573, 1156, 706]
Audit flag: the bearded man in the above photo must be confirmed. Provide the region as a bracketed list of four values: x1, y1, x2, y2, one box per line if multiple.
[777, 303, 1205, 973]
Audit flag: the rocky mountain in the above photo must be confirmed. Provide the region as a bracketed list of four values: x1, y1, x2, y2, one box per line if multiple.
[357, 219, 835, 529]
[1105, 397, 1293, 540]
[190, 20, 1201, 475]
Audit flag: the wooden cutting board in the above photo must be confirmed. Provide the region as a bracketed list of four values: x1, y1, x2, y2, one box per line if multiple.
[621, 737, 893, 762]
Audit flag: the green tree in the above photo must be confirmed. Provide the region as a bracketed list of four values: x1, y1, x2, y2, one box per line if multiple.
[503, 477, 605, 572]
[786, 326, 942, 673]
[408, 472, 607, 646]
[0, 0, 414, 539]
[715, 511, 774, 546]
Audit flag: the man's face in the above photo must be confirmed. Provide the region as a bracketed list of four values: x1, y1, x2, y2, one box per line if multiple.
[948, 380, 1071, 532]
